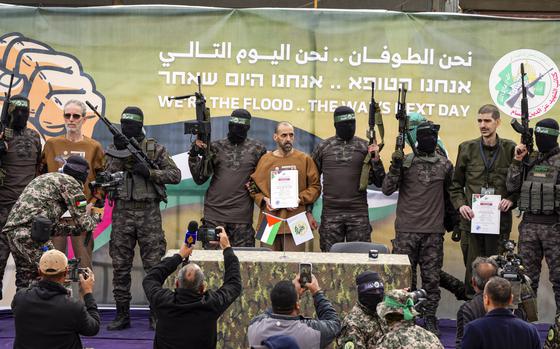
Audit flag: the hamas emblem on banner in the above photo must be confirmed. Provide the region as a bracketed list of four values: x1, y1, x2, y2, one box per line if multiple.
[489, 49, 559, 120]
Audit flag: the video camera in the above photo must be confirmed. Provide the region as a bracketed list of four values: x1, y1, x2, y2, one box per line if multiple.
[184, 220, 223, 247]
[88, 171, 124, 193]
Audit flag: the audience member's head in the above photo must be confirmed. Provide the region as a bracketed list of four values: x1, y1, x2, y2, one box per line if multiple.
[38, 249, 68, 283]
[356, 271, 384, 313]
[176, 263, 205, 294]
[270, 280, 299, 316]
[471, 257, 498, 293]
[483, 276, 513, 312]
[377, 289, 419, 324]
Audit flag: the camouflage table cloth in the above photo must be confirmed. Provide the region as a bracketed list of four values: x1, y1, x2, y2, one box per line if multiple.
[164, 250, 411, 348]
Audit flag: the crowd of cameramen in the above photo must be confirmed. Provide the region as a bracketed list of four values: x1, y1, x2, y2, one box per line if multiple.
[0, 93, 558, 349]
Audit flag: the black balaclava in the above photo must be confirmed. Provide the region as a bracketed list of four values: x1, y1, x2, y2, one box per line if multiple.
[227, 108, 251, 145]
[63, 155, 90, 183]
[535, 118, 559, 153]
[416, 121, 440, 155]
[334, 106, 356, 141]
[121, 106, 144, 140]
[8, 95, 30, 131]
[356, 271, 384, 313]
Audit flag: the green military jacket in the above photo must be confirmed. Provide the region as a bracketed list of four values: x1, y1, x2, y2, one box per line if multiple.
[449, 135, 518, 210]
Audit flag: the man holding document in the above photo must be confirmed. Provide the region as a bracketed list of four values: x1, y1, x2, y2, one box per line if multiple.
[250, 121, 321, 251]
[449, 104, 517, 297]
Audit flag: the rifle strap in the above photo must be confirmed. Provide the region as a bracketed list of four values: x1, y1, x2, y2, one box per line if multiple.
[375, 109, 385, 151]
[358, 152, 372, 192]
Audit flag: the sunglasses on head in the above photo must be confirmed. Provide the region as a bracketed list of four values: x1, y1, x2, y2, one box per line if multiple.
[63, 113, 82, 120]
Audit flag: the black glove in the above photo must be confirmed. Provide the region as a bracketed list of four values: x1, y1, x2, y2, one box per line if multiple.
[133, 162, 151, 178]
[189, 142, 205, 157]
[114, 134, 129, 150]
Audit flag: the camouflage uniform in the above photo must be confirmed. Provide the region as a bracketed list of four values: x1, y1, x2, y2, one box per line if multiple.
[506, 146, 560, 311]
[189, 138, 266, 248]
[312, 136, 385, 252]
[105, 138, 180, 304]
[0, 128, 41, 298]
[545, 314, 560, 349]
[376, 289, 443, 349]
[337, 303, 388, 349]
[3, 172, 98, 289]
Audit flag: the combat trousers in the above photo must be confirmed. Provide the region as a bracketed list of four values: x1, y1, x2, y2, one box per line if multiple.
[0, 204, 13, 297]
[110, 202, 167, 304]
[201, 218, 255, 249]
[461, 212, 512, 297]
[319, 213, 372, 252]
[7, 226, 53, 290]
[518, 220, 560, 312]
[392, 231, 443, 316]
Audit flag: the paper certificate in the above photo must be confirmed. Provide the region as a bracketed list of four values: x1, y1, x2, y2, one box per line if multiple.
[471, 194, 501, 235]
[270, 169, 299, 209]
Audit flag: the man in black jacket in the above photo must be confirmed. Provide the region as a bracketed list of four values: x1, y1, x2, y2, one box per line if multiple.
[11, 249, 100, 349]
[143, 228, 242, 349]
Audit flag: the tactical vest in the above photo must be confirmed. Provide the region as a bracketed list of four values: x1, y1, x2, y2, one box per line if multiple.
[116, 138, 166, 202]
[519, 161, 560, 215]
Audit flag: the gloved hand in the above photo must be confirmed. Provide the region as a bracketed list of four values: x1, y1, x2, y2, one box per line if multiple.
[189, 142, 205, 157]
[133, 162, 151, 178]
[391, 149, 404, 166]
[114, 133, 129, 150]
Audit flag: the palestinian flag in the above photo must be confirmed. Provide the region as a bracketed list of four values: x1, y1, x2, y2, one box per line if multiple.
[256, 213, 283, 245]
[76, 199, 87, 208]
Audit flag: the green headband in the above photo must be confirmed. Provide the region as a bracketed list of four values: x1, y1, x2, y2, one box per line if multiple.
[230, 116, 250, 125]
[10, 99, 29, 108]
[121, 113, 143, 122]
[383, 295, 415, 321]
[535, 126, 560, 136]
[334, 113, 356, 123]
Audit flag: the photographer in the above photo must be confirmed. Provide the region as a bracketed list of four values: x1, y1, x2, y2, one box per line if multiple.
[375, 289, 442, 349]
[142, 227, 241, 349]
[11, 249, 100, 349]
[247, 274, 341, 349]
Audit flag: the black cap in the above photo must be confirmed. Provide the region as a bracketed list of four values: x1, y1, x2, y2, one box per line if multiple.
[270, 280, 297, 313]
[63, 155, 89, 183]
[356, 271, 384, 295]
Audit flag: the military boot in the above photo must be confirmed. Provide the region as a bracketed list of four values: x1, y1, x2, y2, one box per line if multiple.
[107, 301, 131, 331]
[424, 315, 440, 337]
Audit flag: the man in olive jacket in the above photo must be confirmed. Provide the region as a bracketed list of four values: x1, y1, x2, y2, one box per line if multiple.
[142, 228, 241, 349]
[449, 104, 518, 297]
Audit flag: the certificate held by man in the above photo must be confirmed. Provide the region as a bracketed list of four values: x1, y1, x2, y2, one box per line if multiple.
[471, 194, 501, 235]
[270, 168, 299, 209]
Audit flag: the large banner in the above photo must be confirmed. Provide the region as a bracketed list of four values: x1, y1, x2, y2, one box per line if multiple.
[0, 5, 558, 318]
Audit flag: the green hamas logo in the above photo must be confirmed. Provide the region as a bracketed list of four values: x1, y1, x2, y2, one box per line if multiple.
[489, 49, 560, 120]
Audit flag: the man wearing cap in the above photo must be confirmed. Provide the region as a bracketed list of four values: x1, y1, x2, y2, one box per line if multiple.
[3, 155, 99, 289]
[11, 249, 99, 349]
[337, 271, 387, 349]
[248, 273, 341, 349]
[376, 289, 443, 349]
[507, 117, 560, 313]
[41, 99, 104, 270]
[449, 104, 517, 297]
[0, 95, 42, 300]
[311, 106, 385, 252]
[189, 109, 266, 247]
[104, 106, 181, 330]
[382, 121, 453, 335]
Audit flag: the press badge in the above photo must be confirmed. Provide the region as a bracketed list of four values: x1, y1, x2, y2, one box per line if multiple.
[481, 187, 495, 195]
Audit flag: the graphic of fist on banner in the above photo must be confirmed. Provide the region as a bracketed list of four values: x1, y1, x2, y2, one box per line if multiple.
[0, 32, 105, 141]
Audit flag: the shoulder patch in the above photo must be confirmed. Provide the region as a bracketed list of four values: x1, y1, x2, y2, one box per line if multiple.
[344, 342, 355, 349]
[72, 194, 87, 208]
[548, 328, 555, 342]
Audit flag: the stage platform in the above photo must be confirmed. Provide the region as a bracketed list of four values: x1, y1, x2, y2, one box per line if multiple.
[0, 309, 551, 348]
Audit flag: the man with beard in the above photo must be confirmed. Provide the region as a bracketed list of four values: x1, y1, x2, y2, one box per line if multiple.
[188, 109, 266, 248]
[507, 118, 560, 314]
[251, 121, 321, 251]
[41, 100, 104, 270]
[311, 106, 385, 252]
[104, 106, 181, 330]
[0, 95, 42, 299]
[337, 271, 387, 349]
[382, 121, 453, 336]
[449, 104, 517, 298]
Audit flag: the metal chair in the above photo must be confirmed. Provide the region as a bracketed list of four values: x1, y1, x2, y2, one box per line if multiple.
[329, 241, 389, 254]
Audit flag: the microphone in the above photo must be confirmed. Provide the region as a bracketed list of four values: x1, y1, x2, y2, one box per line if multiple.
[184, 220, 198, 247]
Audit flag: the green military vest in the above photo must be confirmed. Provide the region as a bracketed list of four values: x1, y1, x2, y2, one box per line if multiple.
[519, 160, 560, 215]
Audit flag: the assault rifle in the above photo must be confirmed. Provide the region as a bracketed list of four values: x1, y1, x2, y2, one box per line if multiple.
[395, 84, 417, 155]
[359, 82, 384, 191]
[0, 74, 15, 140]
[510, 63, 534, 157]
[85, 101, 167, 201]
